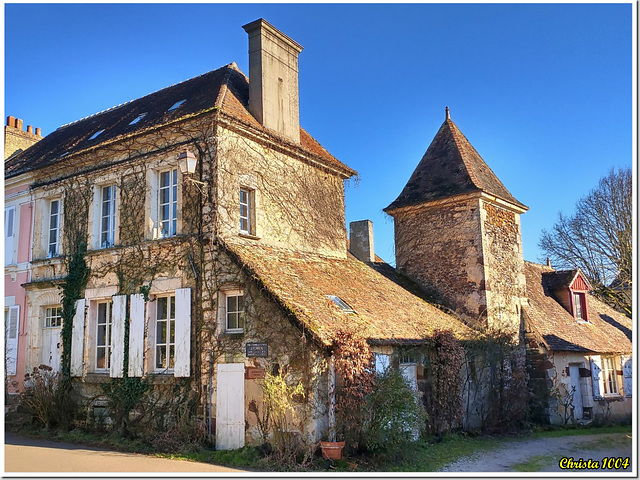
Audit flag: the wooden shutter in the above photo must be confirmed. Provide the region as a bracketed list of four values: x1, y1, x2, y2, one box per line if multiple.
[216, 363, 245, 449]
[70, 299, 86, 377]
[6, 305, 20, 376]
[174, 288, 191, 377]
[621, 355, 632, 398]
[128, 294, 145, 377]
[110, 295, 126, 378]
[5, 207, 15, 265]
[590, 355, 603, 399]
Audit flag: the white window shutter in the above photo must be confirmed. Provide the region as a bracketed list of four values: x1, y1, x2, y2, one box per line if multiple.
[6, 305, 20, 376]
[590, 355, 603, 400]
[128, 294, 145, 377]
[5, 207, 15, 266]
[621, 355, 632, 398]
[70, 299, 86, 377]
[110, 295, 126, 378]
[174, 288, 191, 377]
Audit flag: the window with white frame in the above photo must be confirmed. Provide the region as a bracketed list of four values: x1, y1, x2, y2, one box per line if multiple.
[158, 169, 178, 238]
[239, 188, 254, 235]
[602, 356, 619, 395]
[95, 301, 112, 370]
[155, 295, 176, 370]
[45, 306, 62, 328]
[48, 199, 61, 257]
[219, 289, 245, 333]
[100, 185, 117, 248]
[5, 206, 16, 266]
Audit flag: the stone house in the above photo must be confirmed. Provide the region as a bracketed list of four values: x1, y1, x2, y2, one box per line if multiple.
[4, 19, 480, 447]
[524, 262, 632, 424]
[4, 17, 631, 448]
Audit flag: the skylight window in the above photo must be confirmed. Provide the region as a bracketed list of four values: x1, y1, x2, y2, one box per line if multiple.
[327, 295, 355, 314]
[168, 99, 186, 111]
[88, 129, 105, 141]
[129, 113, 146, 125]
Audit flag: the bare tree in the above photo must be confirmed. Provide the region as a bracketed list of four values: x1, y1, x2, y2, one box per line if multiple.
[539, 167, 632, 316]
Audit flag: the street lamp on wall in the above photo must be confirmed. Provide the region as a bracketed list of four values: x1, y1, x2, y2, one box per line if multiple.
[177, 148, 208, 196]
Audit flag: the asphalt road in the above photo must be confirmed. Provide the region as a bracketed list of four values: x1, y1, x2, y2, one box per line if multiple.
[4, 432, 246, 474]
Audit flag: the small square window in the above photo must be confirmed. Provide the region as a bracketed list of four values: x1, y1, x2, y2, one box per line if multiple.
[44, 306, 62, 328]
[226, 293, 245, 332]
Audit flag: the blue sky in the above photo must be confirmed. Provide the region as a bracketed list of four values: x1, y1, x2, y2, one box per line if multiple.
[4, 3, 633, 265]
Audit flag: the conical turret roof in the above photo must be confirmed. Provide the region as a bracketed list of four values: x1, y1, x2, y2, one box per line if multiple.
[385, 110, 527, 212]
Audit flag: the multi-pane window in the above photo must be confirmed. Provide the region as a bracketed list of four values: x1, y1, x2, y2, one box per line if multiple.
[226, 293, 245, 332]
[158, 170, 177, 238]
[100, 185, 116, 248]
[240, 188, 252, 234]
[44, 306, 62, 328]
[96, 301, 112, 370]
[48, 200, 60, 257]
[602, 356, 619, 395]
[155, 296, 176, 370]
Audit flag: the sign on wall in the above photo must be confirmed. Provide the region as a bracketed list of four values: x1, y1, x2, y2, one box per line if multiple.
[246, 342, 268, 358]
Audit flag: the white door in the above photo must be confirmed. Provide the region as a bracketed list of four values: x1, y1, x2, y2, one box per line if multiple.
[569, 365, 583, 420]
[216, 363, 245, 450]
[41, 327, 62, 372]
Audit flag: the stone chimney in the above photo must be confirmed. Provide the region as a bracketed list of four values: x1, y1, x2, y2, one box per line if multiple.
[5, 116, 43, 160]
[243, 19, 303, 144]
[349, 220, 375, 263]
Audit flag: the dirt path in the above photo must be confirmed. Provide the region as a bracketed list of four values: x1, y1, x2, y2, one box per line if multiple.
[440, 433, 632, 473]
[4, 432, 246, 473]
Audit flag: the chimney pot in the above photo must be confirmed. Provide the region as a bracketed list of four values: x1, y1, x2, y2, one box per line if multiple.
[27, 125, 33, 134]
[546, 257, 552, 267]
[16, 118, 23, 131]
[7, 116, 16, 127]
[35, 127, 42, 136]
[349, 220, 375, 263]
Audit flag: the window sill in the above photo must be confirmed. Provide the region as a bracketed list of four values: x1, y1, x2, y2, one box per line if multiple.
[239, 232, 260, 240]
[219, 331, 244, 338]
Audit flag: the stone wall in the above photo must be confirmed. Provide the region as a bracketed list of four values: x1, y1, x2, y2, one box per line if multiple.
[393, 196, 486, 325]
[480, 200, 527, 335]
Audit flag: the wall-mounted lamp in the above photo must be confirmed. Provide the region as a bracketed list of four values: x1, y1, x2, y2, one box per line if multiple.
[177, 148, 207, 196]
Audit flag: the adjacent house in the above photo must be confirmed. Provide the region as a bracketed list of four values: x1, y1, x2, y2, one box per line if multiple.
[5, 117, 42, 393]
[524, 262, 632, 424]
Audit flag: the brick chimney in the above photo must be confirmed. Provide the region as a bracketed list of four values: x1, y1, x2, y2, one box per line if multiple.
[5, 115, 43, 160]
[242, 19, 303, 144]
[349, 220, 375, 263]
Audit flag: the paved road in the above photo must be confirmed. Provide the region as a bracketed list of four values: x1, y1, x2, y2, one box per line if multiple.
[440, 432, 633, 473]
[5, 432, 246, 473]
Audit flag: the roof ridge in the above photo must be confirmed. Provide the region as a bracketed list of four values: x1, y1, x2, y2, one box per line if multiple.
[57, 63, 237, 130]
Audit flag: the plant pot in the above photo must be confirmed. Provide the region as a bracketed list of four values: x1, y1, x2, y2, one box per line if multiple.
[320, 441, 345, 460]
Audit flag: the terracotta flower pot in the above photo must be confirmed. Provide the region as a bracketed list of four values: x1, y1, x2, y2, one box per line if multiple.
[320, 441, 345, 460]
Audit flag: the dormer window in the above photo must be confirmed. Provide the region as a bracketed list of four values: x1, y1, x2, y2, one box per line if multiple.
[573, 292, 587, 321]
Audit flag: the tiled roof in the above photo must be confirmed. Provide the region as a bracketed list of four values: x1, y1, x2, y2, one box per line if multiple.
[5, 63, 354, 179]
[541, 269, 580, 291]
[385, 115, 527, 212]
[223, 241, 477, 347]
[524, 261, 632, 353]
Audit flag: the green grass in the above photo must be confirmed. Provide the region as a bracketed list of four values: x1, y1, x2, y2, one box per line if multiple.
[529, 424, 631, 439]
[511, 454, 556, 472]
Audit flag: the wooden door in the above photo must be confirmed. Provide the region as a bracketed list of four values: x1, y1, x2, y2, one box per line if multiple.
[569, 365, 583, 420]
[216, 363, 245, 450]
